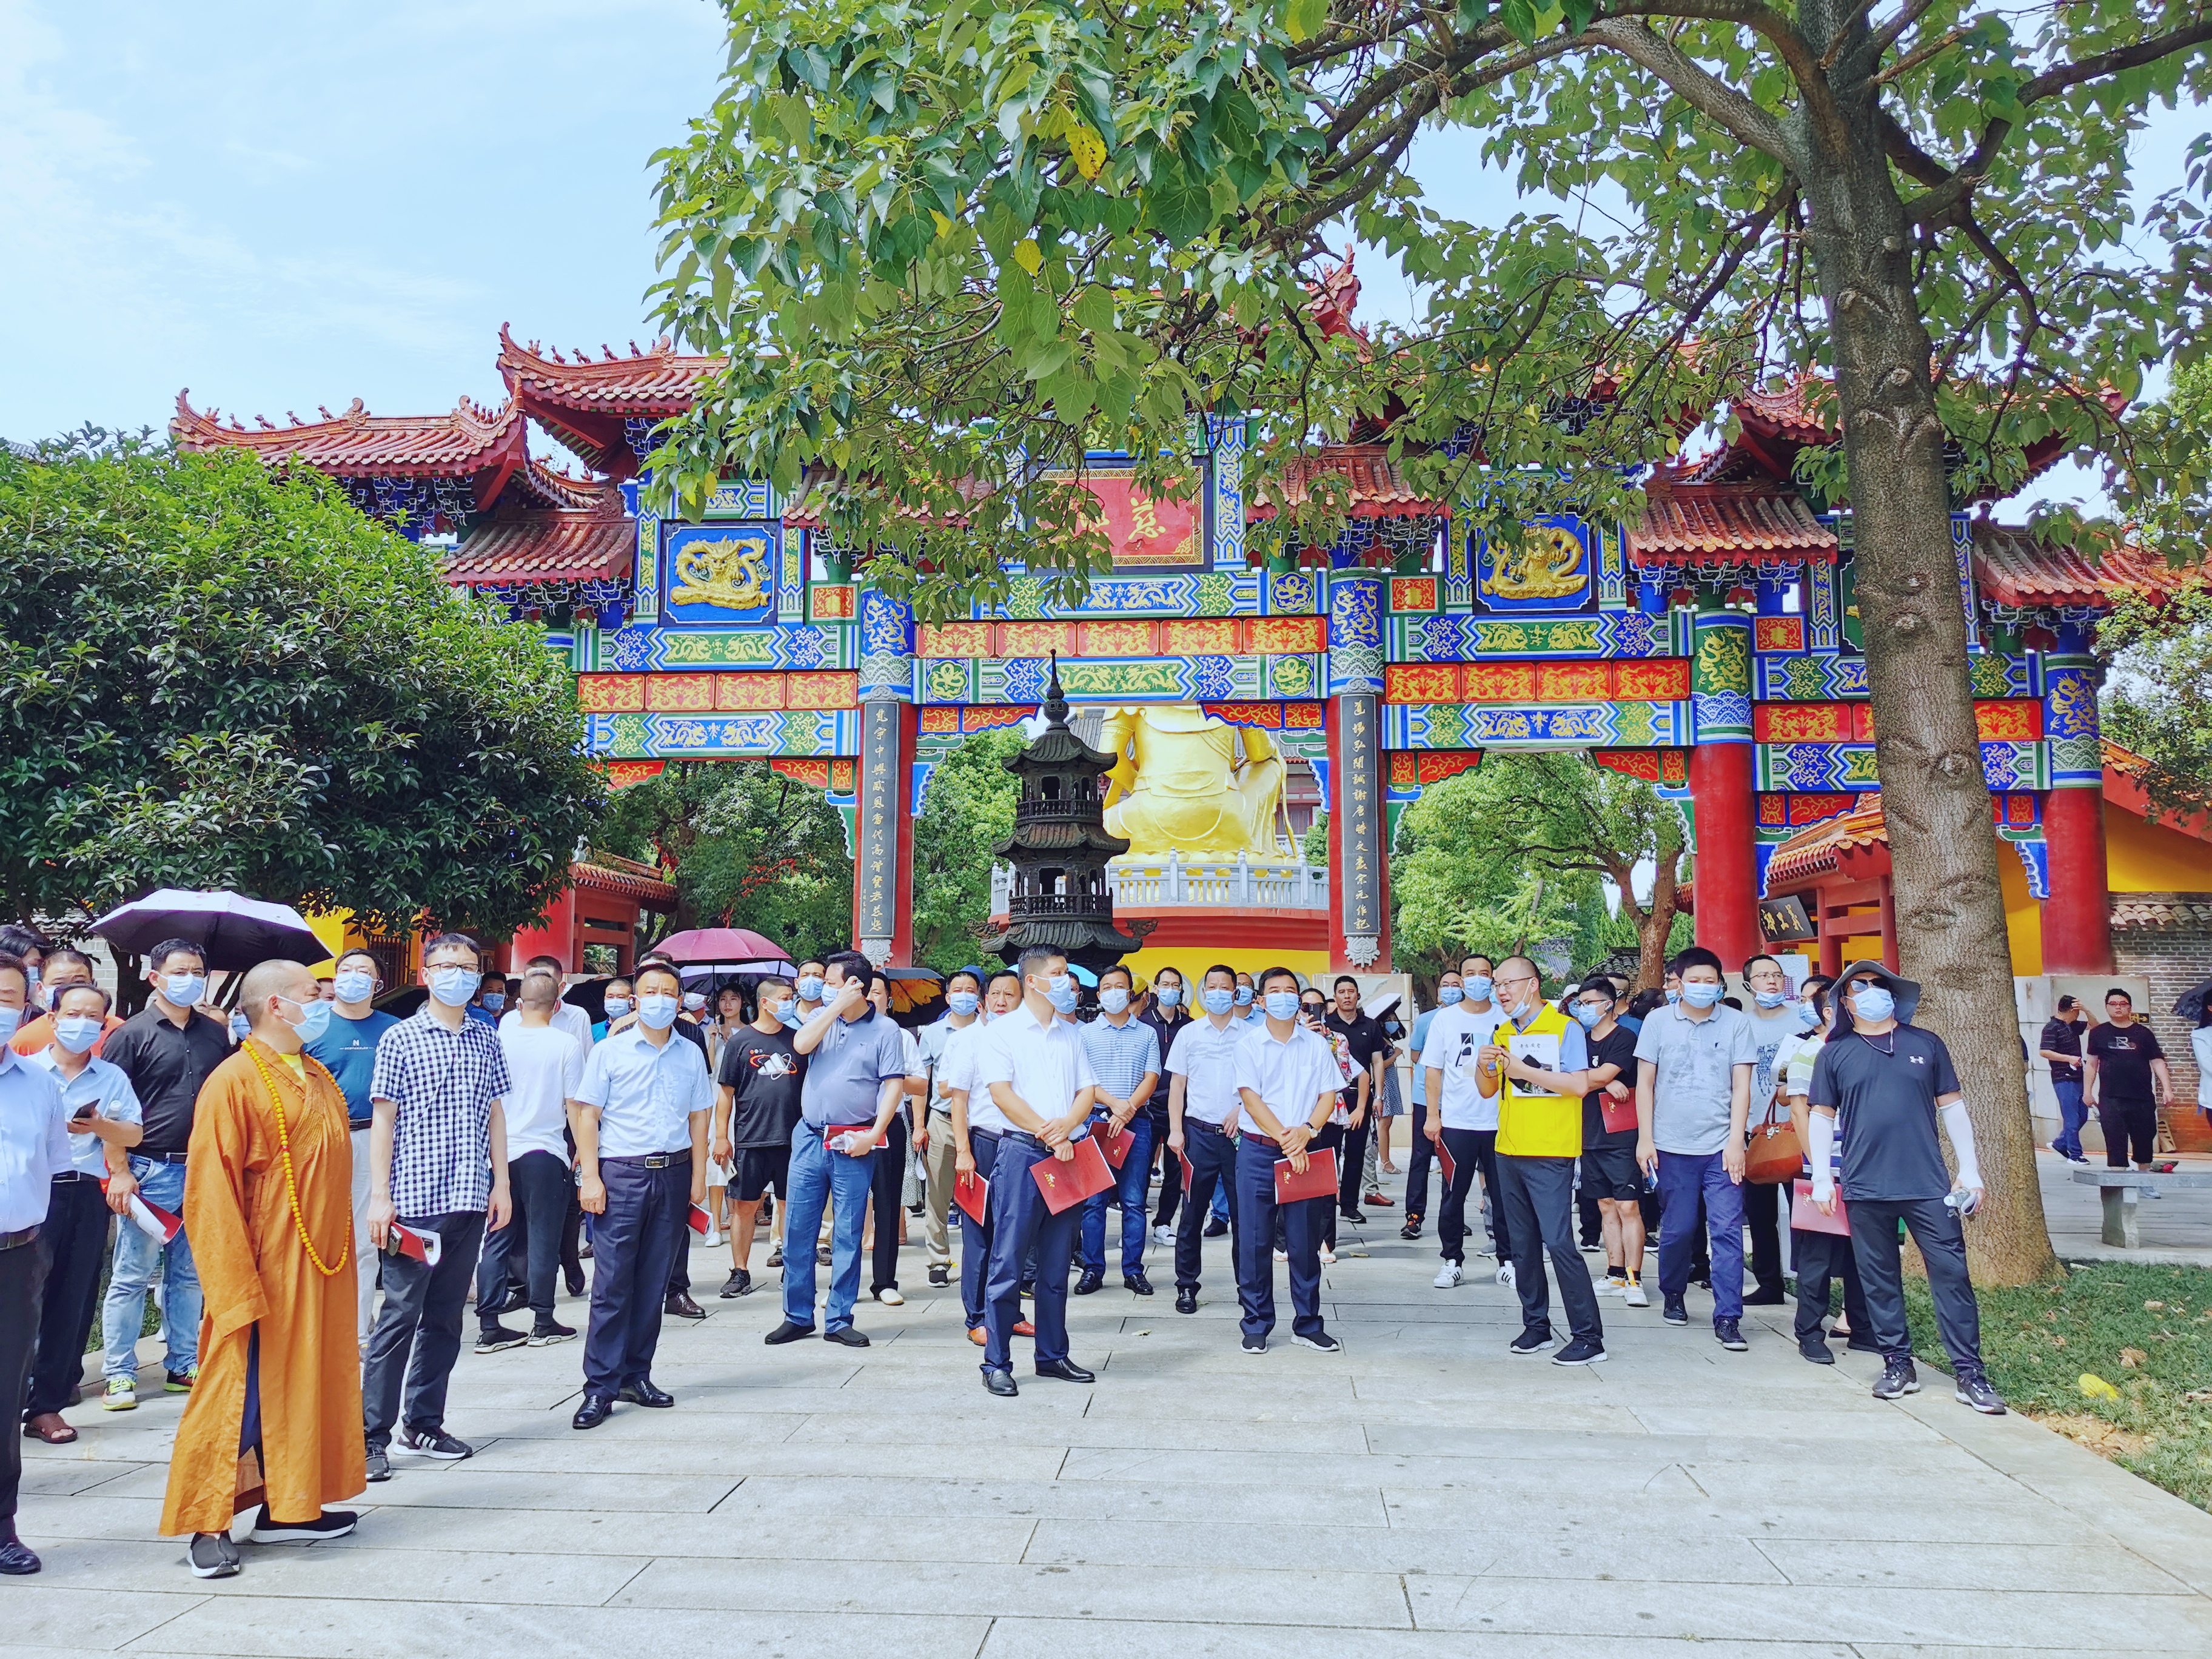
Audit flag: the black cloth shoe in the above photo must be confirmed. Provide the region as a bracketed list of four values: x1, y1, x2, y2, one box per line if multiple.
[1124, 1270, 1154, 1296]
[565, 1269, 587, 1296]
[474, 1325, 529, 1353]
[1509, 1328, 1555, 1355]
[1175, 1287, 1198, 1314]
[1743, 1286, 1788, 1306]
[1339, 1209, 1368, 1225]
[250, 1506, 357, 1542]
[572, 1392, 614, 1429]
[1203, 1218, 1228, 1237]
[1799, 1336, 1836, 1364]
[1035, 1358, 1096, 1382]
[1872, 1358, 1922, 1400]
[1073, 1268, 1105, 1296]
[1715, 1318, 1748, 1351]
[927, 1264, 950, 1285]
[719, 1269, 752, 1299]
[983, 1369, 1019, 1398]
[1661, 1293, 1689, 1326]
[1846, 1335, 1884, 1353]
[0, 1534, 41, 1575]
[823, 1326, 871, 1347]
[1956, 1372, 2008, 1415]
[1293, 1332, 1342, 1354]
[1552, 1337, 1608, 1366]
[1241, 1333, 1267, 1355]
[1019, 1279, 1036, 1298]
[528, 1319, 577, 1346]
[617, 1378, 675, 1407]
[665, 1290, 705, 1319]
[1399, 1221, 1423, 1240]
[186, 1532, 238, 1578]
[763, 1320, 816, 1344]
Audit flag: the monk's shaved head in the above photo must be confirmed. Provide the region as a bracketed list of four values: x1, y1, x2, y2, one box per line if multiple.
[239, 959, 316, 1030]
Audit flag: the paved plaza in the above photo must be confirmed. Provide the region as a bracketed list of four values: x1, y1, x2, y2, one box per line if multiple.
[14, 1165, 2212, 1658]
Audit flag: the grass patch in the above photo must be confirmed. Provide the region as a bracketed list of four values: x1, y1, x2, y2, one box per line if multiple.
[1903, 1262, 2212, 1512]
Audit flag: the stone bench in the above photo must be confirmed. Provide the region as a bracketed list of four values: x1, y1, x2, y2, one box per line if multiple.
[2070, 1165, 2212, 1248]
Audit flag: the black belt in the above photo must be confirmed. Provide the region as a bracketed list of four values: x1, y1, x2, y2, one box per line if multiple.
[142, 1150, 189, 1165]
[1188, 1117, 1233, 1139]
[603, 1151, 691, 1170]
[970, 1127, 1002, 1143]
[0, 1227, 38, 1252]
[51, 1171, 98, 1184]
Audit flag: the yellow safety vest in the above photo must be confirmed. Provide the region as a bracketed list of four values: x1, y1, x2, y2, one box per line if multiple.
[1495, 1003, 1583, 1159]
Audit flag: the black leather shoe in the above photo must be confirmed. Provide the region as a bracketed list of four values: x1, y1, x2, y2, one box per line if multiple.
[1798, 1337, 1836, 1365]
[571, 1393, 614, 1430]
[1073, 1268, 1104, 1295]
[763, 1320, 816, 1344]
[1203, 1218, 1228, 1237]
[665, 1291, 705, 1319]
[983, 1369, 1019, 1398]
[1124, 1270, 1153, 1296]
[617, 1378, 675, 1407]
[823, 1326, 871, 1347]
[1175, 1287, 1198, 1313]
[1340, 1209, 1368, 1225]
[1743, 1287, 1788, 1306]
[1034, 1358, 1096, 1383]
[0, 1535, 39, 1575]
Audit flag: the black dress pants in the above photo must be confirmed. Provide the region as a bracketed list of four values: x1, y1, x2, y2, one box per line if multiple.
[583, 1155, 689, 1394]
[868, 1113, 910, 1292]
[1743, 1179, 1785, 1295]
[363, 1210, 488, 1450]
[475, 1151, 571, 1329]
[1791, 1226, 1871, 1343]
[1849, 1196, 1983, 1374]
[1, 1236, 49, 1523]
[1404, 1110, 1434, 1221]
[1496, 1155, 1601, 1343]
[1337, 1115, 1372, 1216]
[26, 1177, 108, 1417]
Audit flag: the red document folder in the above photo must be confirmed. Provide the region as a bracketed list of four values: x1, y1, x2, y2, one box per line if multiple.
[686, 1204, 714, 1236]
[1178, 1149, 1195, 1192]
[1033, 1136, 1116, 1213]
[954, 1168, 990, 1225]
[1791, 1178, 1850, 1236]
[1098, 1123, 1134, 1170]
[1434, 1136, 1456, 1189]
[386, 1221, 443, 1265]
[1273, 1147, 1339, 1204]
[1600, 1091, 1640, 1136]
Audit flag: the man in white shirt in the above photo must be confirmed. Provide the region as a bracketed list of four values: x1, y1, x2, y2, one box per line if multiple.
[948, 970, 1024, 1342]
[1165, 964, 1245, 1315]
[1419, 953, 1510, 1288]
[914, 968, 985, 1289]
[1231, 966, 1344, 1356]
[569, 963, 713, 1429]
[974, 947, 1099, 1397]
[0, 950, 71, 1574]
[500, 954, 594, 1048]
[476, 971, 585, 1354]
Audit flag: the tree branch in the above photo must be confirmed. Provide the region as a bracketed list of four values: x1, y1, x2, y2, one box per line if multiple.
[2019, 19, 2212, 104]
[1583, 19, 1792, 162]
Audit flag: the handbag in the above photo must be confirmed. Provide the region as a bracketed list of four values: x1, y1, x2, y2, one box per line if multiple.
[1743, 1102, 1804, 1185]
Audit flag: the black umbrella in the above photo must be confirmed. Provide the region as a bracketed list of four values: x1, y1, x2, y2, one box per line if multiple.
[87, 888, 327, 973]
[2174, 974, 2212, 1027]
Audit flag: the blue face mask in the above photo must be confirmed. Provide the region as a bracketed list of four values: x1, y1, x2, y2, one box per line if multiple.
[1681, 981, 1723, 1009]
[480, 993, 506, 1012]
[53, 1014, 103, 1054]
[282, 996, 332, 1044]
[163, 973, 208, 1008]
[1098, 988, 1130, 1015]
[429, 967, 480, 1008]
[946, 991, 980, 1017]
[229, 1011, 252, 1041]
[1155, 986, 1181, 1010]
[1799, 1002, 1823, 1030]
[795, 976, 825, 1002]
[1233, 985, 1254, 1007]
[1042, 974, 1079, 1015]
[1754, 990, 1789, 1009]
[1572, 1002, 1607, 1030]
[1664, 988, 1682, 1005]
[1437, 985, 1464, 1005]
[332, 969, 377, 1005]
[1463, 976, 1492, 1002]
[1264, 991, 1301, 1021]
[1849, 984, 1895, 1024]
[603, 997, 632, 1021]
[1202, 987, 1235, 1016]
[637, 993, 680, 1030]
[777, 1004, 802, 1029]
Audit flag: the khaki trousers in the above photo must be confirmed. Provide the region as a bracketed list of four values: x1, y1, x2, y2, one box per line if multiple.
[921, 1107, 956, 1265]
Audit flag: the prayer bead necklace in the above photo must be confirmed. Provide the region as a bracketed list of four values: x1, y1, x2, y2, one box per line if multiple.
[245, 1040, 352, 1278]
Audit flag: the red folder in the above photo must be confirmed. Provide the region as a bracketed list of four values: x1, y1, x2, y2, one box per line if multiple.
[1434, 1136, 1456, 1189]
[1791, 1178, 1850, 1236]
[1033, 1136, 1116, 1213]
[1178, 1149, 1195, 1192]
[1600, 1090, 1639, 1136]
[1098, 1123, 1134, 1170]
[1273, 1147, 1339, 1204]
[686, 1204, 714, 1236]
[825, 1123, 879, 1154]
[386, 1221, 443, 1265]
[954, 1168, 989, 1225]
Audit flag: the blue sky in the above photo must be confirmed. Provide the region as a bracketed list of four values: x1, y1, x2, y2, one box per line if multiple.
[1, 0, 2199, 516]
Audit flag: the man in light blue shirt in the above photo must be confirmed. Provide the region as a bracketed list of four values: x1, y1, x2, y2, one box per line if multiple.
[1, 951, 71, 1574]
[22, 984, 141, 1445]
[1075, 965, 1161, 1298]
[569, 962, 712, 1430]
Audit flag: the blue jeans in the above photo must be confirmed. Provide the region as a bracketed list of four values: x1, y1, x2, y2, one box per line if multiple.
[780, 1124, 874, 1332]
[1233, 1136, 1326, 1343]
[101, 1156, 201, 1381]
[1080, 1114, 1155, 1275]
[958, 1129, 1001, 1330]
[984, 1134, 1079, 1372]
[2052, 1078, 2086, 1158]
[1656, 1150, 1744, 1321]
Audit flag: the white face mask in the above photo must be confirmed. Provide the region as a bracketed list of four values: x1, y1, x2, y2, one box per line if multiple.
[162, 972, 207, 1007]
[1098, 988, 1130, 1015]
[428, 967, 481, 1008]
[637, 993, 680, 1030]
[332, 968, 377, 1005]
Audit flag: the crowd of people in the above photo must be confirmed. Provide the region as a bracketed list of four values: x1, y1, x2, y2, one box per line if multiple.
[5, 914, 2206, 1580]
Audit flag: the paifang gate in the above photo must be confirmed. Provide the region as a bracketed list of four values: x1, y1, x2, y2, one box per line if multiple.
[175, 318, 2187, 980]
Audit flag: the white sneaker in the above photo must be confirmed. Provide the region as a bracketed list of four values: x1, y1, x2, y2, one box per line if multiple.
[1433, 1261, 1463, 1290]
[1157, 1225, 1176, 1243]
[1623, 1279, 1650, 1307]
[1597, 1277, 1626, 1297]
[1273, 1248, 1289, 1263]
[1496, 1262, 1517, 1290]
[1319, 1246, 1338, 1264]
[874, 1286, 905, 1306]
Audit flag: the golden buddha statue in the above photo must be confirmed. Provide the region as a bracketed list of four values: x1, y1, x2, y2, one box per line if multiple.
[1099, 705, 1287, 859]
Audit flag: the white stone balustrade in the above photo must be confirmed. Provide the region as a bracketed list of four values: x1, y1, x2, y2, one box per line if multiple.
[990, 853, 1329, 915]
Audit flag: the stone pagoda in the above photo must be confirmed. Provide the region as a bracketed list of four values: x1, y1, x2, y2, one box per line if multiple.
[977, 656, 1150, 973]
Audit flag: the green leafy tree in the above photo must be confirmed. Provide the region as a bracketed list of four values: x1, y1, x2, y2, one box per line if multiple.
[0, 432, 603, 939]
[643, 0, 2212, 1280]
[598, 761, 855, 962]
[911, 731, 1025, 971]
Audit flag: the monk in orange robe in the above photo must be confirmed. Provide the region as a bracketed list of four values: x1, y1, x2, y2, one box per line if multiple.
[161, 959, 364, 1578]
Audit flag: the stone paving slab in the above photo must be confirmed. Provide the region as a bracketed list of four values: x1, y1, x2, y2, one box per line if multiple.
[13, 1164, 2212, 1654]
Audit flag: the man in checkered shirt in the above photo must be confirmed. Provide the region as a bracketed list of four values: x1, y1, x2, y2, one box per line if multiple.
[361, 933, 514, 1482]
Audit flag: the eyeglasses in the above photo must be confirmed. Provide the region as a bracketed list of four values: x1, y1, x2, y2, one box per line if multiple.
[1493, 973, 1540, 991]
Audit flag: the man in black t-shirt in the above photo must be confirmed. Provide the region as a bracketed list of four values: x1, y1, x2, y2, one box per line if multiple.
[1569, 976, 1646, 1305]
[709, 978, 807, 1298]
[2084, 990, 2171, 1171]
[1324, 977, 1383, 1224]
[2038, 996, 2088, 1162]
[1806, 963, 2003, 1415]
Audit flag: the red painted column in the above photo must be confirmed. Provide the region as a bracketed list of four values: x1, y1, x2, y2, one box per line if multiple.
[2043, 786, 2115, 973]
[891, 702, 918, 967]
[1324, 695, 1346, 969]
[1689, 742, 1761, 970]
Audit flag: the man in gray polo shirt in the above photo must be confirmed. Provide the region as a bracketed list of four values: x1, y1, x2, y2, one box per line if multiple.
[1634, 947, 1755, 1349]
[763, 951, 907, 1347]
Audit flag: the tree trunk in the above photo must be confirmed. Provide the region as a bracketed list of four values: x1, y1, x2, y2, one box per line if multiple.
[1637, 854, 1680, 991]
[1795, 100, 2058, 1283]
